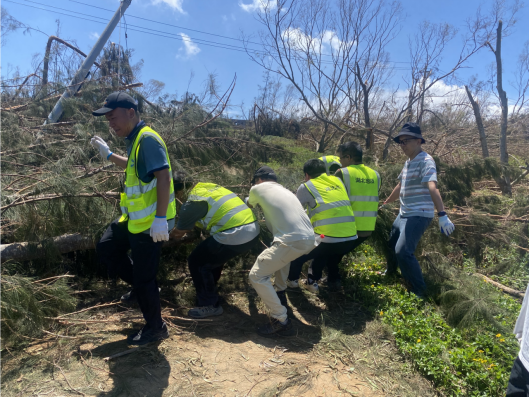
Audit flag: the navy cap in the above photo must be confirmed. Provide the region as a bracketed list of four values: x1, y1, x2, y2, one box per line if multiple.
[92, 92, 138, 116]
[251, 166, 277, 184]
[393, 122, 425, 144]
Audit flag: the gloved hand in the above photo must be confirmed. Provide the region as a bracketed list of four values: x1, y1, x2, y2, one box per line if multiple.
[439, 215, 455, 236]
[244, 197, 249, 205]
[90, 136, 112, 159]
[150, 216, 169, 242]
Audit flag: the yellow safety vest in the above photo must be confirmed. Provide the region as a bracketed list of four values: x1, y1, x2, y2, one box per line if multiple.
[304, 174, 357, 238]
[341, 164, 380, 231]
[187, 182, 256, 234]
[119, 126, 177, 233]
[319, 155, 342, 175]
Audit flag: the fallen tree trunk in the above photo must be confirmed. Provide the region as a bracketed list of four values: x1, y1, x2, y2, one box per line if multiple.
[1, 233, 96, 263]
[473, 273, 525, 299]
[1, 230, 201, 263]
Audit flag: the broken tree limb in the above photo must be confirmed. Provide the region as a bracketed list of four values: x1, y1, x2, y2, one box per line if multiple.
[0, 230, 201, 263]
[0, 233, 96, 263]
[473, 273, 525, 299]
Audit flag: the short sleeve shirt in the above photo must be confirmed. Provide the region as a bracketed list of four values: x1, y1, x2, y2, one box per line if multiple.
[125, 121, 169, 184]
[125, 121, 173, 232]
[398, 151, 437, 218]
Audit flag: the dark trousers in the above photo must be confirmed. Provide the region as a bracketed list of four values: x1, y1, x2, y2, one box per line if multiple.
[188, 234, 260, 307]
[387, 214, 432, 295]
[506, 356, 529, 397]
[97, 219, 164, 330]
[288, 236, 368, 282]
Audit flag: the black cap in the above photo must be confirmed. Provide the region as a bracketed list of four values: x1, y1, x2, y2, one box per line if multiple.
[92, 92, 138, 116]
[251, 166, 277, 184]
[393, 122, 425, 144]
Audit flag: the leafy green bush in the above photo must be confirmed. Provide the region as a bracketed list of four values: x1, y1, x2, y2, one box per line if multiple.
[342, 244, 520, 396]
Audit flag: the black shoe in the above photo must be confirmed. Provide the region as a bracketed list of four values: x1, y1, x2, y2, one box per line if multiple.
[257, 318, 295, 337]
[276, 290, 288, 307]
[121, 290, 136, 303]
[127, 323, 169, 345]
[188, 305, 223, 318]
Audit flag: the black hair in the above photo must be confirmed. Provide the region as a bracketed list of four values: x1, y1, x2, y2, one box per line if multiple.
[329, 163, 341, 174]
[303, 159, 326, 178]
[173, 170, 194, 192]
[337, 141, 363, 163]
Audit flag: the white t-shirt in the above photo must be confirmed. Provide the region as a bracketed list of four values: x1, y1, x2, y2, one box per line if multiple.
[248, 182, 315, 244]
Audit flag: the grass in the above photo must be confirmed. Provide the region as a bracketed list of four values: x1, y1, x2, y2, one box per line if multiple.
[342, 243, 521, 396]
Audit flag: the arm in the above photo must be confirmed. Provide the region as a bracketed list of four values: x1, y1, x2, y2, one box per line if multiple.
[383, 182, 401, 205]
[108, 153, 128, 169]
[427, 181, 445, 213]
[154, 168, 170, 217]
[334, 169, 344, 181]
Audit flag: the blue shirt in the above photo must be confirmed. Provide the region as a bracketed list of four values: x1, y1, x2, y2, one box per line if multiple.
[125, 121, 169, 184]
[124, 121, 174, 231]
[398, 151, 437, 218]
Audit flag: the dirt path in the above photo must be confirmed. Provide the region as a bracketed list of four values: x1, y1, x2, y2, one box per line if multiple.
[2, 286, 437, 396]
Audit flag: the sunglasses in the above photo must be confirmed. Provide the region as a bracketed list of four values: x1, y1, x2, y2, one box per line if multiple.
[397, 138, 417, 145]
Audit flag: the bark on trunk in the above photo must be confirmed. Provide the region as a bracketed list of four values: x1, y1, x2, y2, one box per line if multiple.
[492, 21, 511, 196]
[473, 273, 525, 299]
[464, 85, 489, 158]
[1, 233, 96, 263]
[0, 231, 201, 263]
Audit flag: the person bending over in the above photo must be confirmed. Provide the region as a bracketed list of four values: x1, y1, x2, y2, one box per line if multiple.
[288, 159, 358, 292]
[170, 173, 260, 318]
[246, 166, 315, 336]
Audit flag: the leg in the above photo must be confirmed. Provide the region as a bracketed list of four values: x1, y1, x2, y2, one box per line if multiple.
[326, 236, 370, 282]
[394, 216, 432, 296]
[129, 233, 164, 330]
[96, 219, 133, 284]
[188, 237, 252, 307]
[249, 240, 314, 322]
[506, 356, 529, 397]
[288, 252, 314, 282]
[386, 215, 402, 275]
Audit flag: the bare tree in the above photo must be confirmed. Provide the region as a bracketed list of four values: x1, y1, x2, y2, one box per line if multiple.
[464, 82, 489, 158]
[509, 41, 529, 117]
[244, 0, 402, 152]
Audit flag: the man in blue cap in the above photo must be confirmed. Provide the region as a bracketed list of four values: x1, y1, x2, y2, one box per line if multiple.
[90, 92, 176, 345]
[381, 122, 454, 298]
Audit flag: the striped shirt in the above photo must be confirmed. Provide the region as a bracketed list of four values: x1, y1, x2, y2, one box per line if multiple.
[398, 151, 437, 218]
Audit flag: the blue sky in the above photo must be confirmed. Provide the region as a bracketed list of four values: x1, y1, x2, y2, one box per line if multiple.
[2, 0, 528, 118]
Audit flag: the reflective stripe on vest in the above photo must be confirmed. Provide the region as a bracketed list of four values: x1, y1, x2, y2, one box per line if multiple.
[341, 164, 379, 231]
[319, 155, 342, 175]
[304, 174, 357, 238]
[187, 183, 256, 234]
[119, 126, 177, 233]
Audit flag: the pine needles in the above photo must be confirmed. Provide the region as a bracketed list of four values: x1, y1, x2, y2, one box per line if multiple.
[1, 274, 77, 344]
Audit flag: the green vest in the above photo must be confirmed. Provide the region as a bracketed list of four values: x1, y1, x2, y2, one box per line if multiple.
[119, 126, 177, 234]
[341, 164, 380, 231]
[188, 182, 256, 234]
[304, 174, 357, 238]
[319, 155, 342, 175]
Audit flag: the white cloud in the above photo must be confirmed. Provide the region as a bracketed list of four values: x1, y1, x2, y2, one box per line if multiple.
[89, 32, 100, 40]
[239, 0, 274, 13]
[151, 0, 186, 14]
[177, 33, 200, 58]
[281, 28, 353, 55]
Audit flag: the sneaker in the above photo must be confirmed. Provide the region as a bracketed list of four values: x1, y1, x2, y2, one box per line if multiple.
[304, 279, 319, 293]
[127, 323, 169, 345]
[286, 279, 299, 288]
[257, 318, 295, 337]
[188, 305, 223, 319]
[276, 290, 288, 307]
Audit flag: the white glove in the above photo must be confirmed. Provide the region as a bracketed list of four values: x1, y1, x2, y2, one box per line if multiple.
[90, 136, 112, 159]
[438, 215, 455, 236]
[150, 216, 169, 242]
[244, 197, 249, 205]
